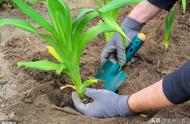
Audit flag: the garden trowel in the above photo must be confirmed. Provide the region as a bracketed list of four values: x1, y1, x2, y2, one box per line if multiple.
[95, 33, 146, 92]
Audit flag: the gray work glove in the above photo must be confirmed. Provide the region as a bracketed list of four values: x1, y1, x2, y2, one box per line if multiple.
[101, 16, 145, 66]
[72, 88, 135, 118]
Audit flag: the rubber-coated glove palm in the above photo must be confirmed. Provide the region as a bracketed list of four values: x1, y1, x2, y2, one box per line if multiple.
[72, 88, 134, 118]
[101, 16, 144, 66]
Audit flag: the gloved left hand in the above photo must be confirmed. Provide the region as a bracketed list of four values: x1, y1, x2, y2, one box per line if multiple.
[72, 88, 135, 118]
[100, 16, 144, 66]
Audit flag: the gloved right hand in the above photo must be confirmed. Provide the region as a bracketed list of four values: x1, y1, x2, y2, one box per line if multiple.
[101, 16, 144, 66]
[72, 88, 135, 118]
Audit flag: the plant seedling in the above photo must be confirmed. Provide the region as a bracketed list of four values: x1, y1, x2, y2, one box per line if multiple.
[162, 0, 187, 49]
[182, 0, 187, 14]
[0, 0, 142, 97]
[163, 7, 177, 49]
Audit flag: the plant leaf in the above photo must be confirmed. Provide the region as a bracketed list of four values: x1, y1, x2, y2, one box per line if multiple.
[73, 0, 142, 40]
[98, 11, 126, 39]
[13, 0, 53, 32]
[0, 19, 40, 34]
[73, 8, 95, 29]
[182, 0, 186, 14]
[163, 7, 177, 49]
[17, 60, 66, 74]
[79, 78, 98, 97]
[82, 78, 98, 88]
[105, 32, 114, 41]
[78, 23, 113, 58]
[98, 0, 142, 13]
[13, 0, 62, 44]
[47, 46, 64, 63]
[47, 0, 67, 46]
[40, 34, 69, 62]
[64, 3, 72, 42]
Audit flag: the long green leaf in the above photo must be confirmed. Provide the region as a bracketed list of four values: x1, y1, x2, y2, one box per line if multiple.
[47, 0, 72, 52]
[47, 0, 65, 39]
[13, 0, 53, 32]
[78, 23, 114, 58]
[0, 19, 67, 61]
[13, 0, 62, 46]
[75, 8, 95, 21]
[99, 0, 142, 12]
[182, 0, 186, 14]
[64, 3, 72, 41]
[17, 60, 66, 74]
[73, 8, 95, 30]
[0, 19, 40, 34]
[163, 7, 177, 49]
[98, 11, 126, 39]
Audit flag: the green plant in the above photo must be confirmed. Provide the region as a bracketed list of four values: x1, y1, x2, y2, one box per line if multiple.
[93, 0, 111, 7]
[93, 0, 142, 41]
[24, 0, 46, 3]
[182, 0, 186, 14]
[93, 0, 121, 41]
[0, 0, 141, 97]
[162, 1, 187, 49]
[163, 7, 177, 49]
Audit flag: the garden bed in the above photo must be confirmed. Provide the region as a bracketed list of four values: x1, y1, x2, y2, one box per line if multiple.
[0, 1, 190, 124]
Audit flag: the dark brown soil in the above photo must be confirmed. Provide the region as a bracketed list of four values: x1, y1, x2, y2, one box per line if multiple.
[0, 1, 190, 124]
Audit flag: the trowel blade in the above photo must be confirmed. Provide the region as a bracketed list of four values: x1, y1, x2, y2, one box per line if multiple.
[95, 60, 128, 92]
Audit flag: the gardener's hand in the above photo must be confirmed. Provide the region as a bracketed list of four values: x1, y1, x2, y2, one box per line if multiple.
[101, 16, 144, 66]
[71, 88, 135, 118]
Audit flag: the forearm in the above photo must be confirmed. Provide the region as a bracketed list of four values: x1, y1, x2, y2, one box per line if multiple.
[128, 61, 190, 113]
[128, 1, 161, 23]
[128, 80, 172, 112]
[128, 0, 178, 23]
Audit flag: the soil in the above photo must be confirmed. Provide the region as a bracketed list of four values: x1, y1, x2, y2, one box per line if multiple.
[0, 1, 190, 124]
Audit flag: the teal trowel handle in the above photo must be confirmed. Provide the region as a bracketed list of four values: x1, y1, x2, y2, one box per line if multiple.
[95, 33, 146, 92]
[126, 33, 146, 63]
